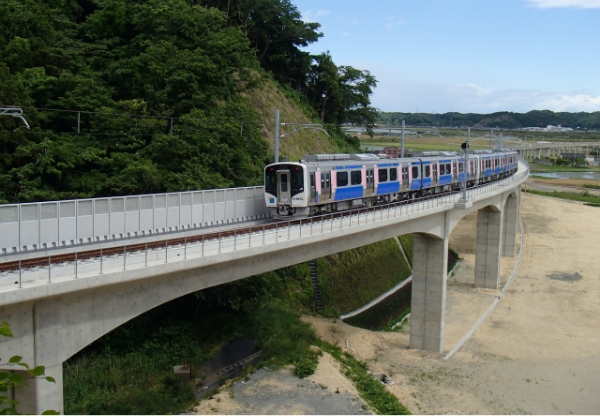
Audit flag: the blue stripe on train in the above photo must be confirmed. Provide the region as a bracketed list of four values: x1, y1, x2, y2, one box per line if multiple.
[438, 174, 452, 185]
[410, 179, 421, 190]
[422, 178, 432, 188]
[377, 182, 400, 195]
[334, 185, 364, 201]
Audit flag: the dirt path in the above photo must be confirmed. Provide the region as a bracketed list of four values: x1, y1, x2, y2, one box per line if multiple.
[193, 193, 600, 415]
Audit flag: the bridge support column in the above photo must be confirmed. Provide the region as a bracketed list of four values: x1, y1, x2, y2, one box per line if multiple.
[502, 192, 519, 258]
[15, 363, 63, 414]
[410, 233, 447, 353]
[474, 207, 503, 289]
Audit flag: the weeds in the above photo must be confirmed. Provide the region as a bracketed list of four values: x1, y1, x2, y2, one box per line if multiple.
[525, 189, 600, 204]
[318, 342, 411, 415]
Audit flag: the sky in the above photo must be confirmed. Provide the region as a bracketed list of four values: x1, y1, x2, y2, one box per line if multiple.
[294, 0, 600, 114]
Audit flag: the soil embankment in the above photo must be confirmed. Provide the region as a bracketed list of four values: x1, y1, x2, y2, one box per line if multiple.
[193, 193, 600, 414]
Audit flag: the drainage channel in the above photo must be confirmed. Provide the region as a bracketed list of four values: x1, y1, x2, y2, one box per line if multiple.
[196, 337, 261, 397]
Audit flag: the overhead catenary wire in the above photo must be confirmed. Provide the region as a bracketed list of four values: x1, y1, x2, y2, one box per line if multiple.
[0, 103, 266, 125]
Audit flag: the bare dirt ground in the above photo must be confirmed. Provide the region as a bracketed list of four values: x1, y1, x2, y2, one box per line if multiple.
[193, 193, 600, 415]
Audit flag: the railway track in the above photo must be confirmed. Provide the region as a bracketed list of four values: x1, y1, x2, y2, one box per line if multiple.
[0, 186, 484, 274]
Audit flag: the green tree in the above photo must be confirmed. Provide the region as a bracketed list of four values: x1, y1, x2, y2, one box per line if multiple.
[0, 322, 58, 415]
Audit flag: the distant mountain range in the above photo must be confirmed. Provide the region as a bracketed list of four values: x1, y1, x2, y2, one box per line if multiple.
[377, 110, 600, 129]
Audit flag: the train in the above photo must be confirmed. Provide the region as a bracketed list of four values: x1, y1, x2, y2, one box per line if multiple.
[264, 149, 519, 219]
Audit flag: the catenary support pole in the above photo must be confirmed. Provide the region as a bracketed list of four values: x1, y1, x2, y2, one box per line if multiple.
[274, 110, 280, 163]
[401, 120, 405, 157]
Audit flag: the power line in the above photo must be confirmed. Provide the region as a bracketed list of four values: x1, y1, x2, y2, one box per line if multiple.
[0, 103, 265, 125]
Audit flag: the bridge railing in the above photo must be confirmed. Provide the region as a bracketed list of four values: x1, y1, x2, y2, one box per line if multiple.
[0, 186, 269, 255]
[2, 162, 528, 291]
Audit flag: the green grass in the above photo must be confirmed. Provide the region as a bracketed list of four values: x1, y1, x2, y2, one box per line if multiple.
[524, 189, 600, 204]
[319, 238, 412, 314]
[398, 234, 413, 266]
[528, 162, 600, 172]
[319, 342, 411, 415]
[583, 184, 600, 189]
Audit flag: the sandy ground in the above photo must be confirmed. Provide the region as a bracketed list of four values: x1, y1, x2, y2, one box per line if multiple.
[193, 192, 600, 415]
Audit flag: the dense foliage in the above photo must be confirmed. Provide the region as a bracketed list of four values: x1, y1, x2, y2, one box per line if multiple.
[0, 0, 378, 204]
[378, 110, 600, 129]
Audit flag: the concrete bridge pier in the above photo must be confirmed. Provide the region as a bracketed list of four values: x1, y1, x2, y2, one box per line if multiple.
[474, 207, 504, 289]
[410, 233, 448, 353]
[502, 191, 519, 258]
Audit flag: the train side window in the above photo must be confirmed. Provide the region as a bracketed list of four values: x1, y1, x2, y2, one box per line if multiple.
[425, 165, 431, 177]
[337, 171, 348, 187]
[446, 163, 451, 173]
[378, 169, 388, 182]
[439, 164, 445, 175]
[390, 168, 397, 181]
[351, 170, 362, 185]
[412, 166, 419, 178]
[310, 173, 315, 187]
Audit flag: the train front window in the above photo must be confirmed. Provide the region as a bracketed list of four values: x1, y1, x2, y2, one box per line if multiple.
[266, 170, 277, 194]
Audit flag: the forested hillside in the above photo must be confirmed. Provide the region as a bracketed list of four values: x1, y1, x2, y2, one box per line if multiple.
[0, 0, 378, 204]
[378, 110, 600, 129]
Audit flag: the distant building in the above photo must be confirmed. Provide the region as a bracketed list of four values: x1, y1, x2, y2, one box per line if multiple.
[383, 146, 402, 158]
[522, 124, 573, 132]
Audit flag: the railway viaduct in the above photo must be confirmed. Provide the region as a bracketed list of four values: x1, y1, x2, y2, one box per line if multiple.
[0, 161, 529, 414]
[515, 141, 597, 160]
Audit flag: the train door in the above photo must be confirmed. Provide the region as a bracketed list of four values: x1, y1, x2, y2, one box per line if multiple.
[309, 172, 316, 203]
[402, 166, 409, 190]
[432, 162, 438, 186]
[320, 171, 331, 201]
[366, 169, 374, 193]
[277, 170, 291, 204]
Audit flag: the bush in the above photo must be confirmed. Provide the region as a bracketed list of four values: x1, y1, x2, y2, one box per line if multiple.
[293, 355, 319, 378]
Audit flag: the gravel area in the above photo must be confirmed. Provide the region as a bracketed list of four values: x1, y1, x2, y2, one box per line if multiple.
[191, 354, 373, 415]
